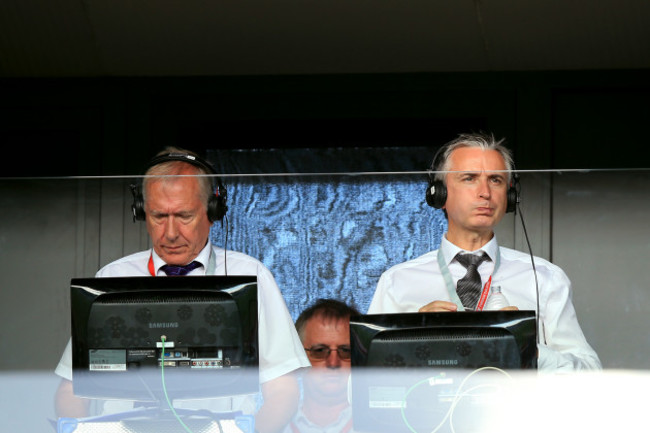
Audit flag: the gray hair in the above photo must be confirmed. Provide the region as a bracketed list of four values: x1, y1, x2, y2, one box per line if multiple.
[142, 146, 212, 207]
[432, 133, 514, 184]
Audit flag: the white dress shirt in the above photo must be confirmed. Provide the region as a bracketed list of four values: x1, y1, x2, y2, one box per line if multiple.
[368, 235, 601, 371]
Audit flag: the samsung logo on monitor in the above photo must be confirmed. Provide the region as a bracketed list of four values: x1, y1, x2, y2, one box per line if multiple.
[427, 359, 459, 366]
[149, 322, 179, 329]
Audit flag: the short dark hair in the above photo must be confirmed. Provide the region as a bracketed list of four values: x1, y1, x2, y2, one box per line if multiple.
[295, 298, 360, 341]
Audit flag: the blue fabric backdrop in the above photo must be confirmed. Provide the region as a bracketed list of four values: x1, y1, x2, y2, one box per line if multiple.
[208, 148, 447, 319]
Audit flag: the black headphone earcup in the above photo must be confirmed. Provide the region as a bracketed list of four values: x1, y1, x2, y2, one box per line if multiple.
[207, 182, 228, 222]
[130, 184, 146, 222]
[505, 187, 514, 213]
[506, 175, 520, 213]
[207, 196, 228, 222]
[425, 180, 447, 209]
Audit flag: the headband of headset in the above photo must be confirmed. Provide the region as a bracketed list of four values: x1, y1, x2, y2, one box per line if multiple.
[131, 152, 228, 222]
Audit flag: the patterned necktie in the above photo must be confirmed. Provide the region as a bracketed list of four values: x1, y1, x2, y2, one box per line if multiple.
[455, 253, 489, 309]
[160, 261, 202, 276]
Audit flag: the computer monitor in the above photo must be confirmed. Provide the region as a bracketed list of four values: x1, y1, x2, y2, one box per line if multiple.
[349, 311, 537, 432]
[70, 276, 258, 402]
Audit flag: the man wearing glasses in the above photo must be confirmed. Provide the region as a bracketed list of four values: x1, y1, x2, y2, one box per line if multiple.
[288, 299, 360, 433]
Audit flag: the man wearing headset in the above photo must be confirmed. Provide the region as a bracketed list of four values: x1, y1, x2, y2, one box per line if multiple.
[54, 147, 310, 433]
[368, 132, 601, 371]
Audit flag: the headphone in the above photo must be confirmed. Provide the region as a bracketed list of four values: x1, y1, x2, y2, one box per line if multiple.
[130, 152, 228, 223]
[425, 144, 520, 213]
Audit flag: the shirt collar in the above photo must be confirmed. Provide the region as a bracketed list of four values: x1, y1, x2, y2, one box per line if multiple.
[151, 242, 211, 275]
[440, 234, 499, 265]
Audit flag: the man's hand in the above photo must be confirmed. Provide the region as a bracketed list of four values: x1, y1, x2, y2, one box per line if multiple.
[418, 301, 458, 312]
[54, 378, 90, 418]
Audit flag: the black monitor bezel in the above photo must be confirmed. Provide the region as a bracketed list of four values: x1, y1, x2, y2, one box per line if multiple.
[350, 310, 538, 370]
[349, 311, 537, 433]
[70, 275, 258, 401]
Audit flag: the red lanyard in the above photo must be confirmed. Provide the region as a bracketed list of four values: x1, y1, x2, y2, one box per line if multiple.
[148, 254, 156, 276]
[475, 276, 492, 311]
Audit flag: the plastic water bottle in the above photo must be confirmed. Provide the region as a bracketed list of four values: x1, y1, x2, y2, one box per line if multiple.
[485, 286, 509, 310]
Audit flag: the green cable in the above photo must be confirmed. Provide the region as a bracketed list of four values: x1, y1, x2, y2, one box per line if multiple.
[160, 335, 195, 433]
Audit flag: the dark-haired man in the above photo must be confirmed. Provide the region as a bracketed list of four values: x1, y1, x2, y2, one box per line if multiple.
[286, 299, 360, 433]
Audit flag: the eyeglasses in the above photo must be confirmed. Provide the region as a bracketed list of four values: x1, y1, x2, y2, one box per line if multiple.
[304, 345, 352, 360]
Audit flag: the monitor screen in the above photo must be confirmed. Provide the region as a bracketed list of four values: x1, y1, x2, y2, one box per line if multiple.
[70, 276, 258, 402]
[349, 311, 537, 432]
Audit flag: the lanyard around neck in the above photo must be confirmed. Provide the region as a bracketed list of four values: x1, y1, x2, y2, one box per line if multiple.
[436, 247, 500, 311]
[148, 248, 217, 276]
